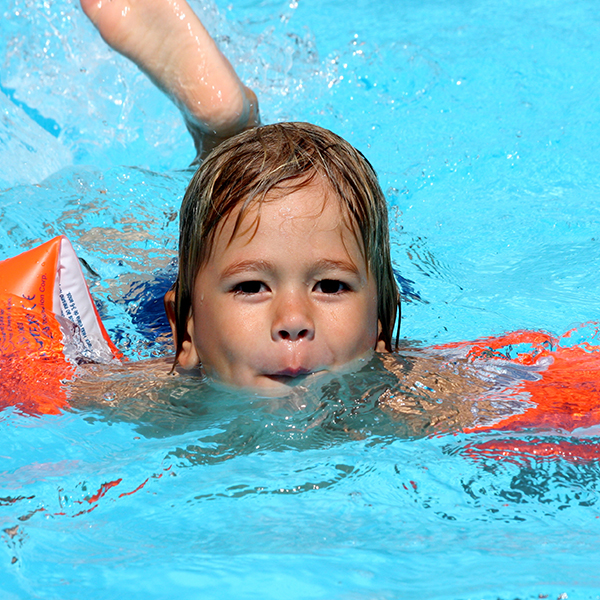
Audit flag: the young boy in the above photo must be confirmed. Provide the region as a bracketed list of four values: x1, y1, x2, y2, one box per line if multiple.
[69, 0, 600, 438]
[73, 0, 523, 410]
[80, 0, 401, 391]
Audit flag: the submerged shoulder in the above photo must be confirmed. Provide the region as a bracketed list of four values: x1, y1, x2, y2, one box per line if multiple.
[376, 343, 503, 433]
[68, 356, 201, 409]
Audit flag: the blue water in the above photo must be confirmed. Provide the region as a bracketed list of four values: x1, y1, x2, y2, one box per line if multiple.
[1, 0, 600, 598]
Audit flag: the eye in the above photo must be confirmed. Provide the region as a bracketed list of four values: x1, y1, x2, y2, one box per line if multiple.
[315, 279, 349, 294]
[232, 280, 268, 295]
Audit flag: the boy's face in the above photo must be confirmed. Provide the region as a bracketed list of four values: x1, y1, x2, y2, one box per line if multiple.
[176, 180, 383, 390]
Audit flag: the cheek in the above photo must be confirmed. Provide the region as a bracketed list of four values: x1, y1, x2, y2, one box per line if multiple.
[329, 298, 379, 355]
[360, 294, 380, 348]
[193, 299, 258, 357]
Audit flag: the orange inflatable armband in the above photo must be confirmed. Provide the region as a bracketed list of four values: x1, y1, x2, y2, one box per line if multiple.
[0, 236, 120, 415]
[437, 328, 600, 463]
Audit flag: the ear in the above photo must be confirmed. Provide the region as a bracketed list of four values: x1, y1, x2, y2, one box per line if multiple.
[375, 320, 388, 353]
[164, 289, 200, 369]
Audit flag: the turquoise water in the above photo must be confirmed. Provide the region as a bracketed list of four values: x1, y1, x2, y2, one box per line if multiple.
[1, 0, 600, 598]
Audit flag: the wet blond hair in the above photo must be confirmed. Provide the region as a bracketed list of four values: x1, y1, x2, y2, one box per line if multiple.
[173, 122, 400, 360]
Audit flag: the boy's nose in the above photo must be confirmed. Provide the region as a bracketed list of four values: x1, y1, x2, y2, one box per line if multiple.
[271, 292, 315, 342]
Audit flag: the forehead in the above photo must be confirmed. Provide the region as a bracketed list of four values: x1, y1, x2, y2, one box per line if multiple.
[214, 178, 364, 253]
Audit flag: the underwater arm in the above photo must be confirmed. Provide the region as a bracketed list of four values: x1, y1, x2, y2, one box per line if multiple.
[377, 349, 497, 433]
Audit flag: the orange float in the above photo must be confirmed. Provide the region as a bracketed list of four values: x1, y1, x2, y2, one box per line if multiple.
[0, 236, 120, 415]
[439, 326, 600, 432]
[439, 327, 600, 462]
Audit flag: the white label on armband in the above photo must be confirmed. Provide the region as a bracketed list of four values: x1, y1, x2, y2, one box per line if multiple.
[55, 237, 114, 363]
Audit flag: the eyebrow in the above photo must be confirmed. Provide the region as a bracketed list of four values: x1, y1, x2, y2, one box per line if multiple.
[220, 259, 276, 280]
[311, 258, 360, 276]
[220, 258, 360, 280]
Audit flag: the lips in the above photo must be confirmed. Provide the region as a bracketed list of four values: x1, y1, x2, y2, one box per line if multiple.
[274, 367, 313, 378]
[264, 367, 314, 384]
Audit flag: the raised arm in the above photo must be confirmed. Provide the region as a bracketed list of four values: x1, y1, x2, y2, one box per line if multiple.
[81, 0, 260, 160]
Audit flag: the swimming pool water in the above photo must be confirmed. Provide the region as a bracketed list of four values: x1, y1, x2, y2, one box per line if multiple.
[1, 0, 600, 598]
